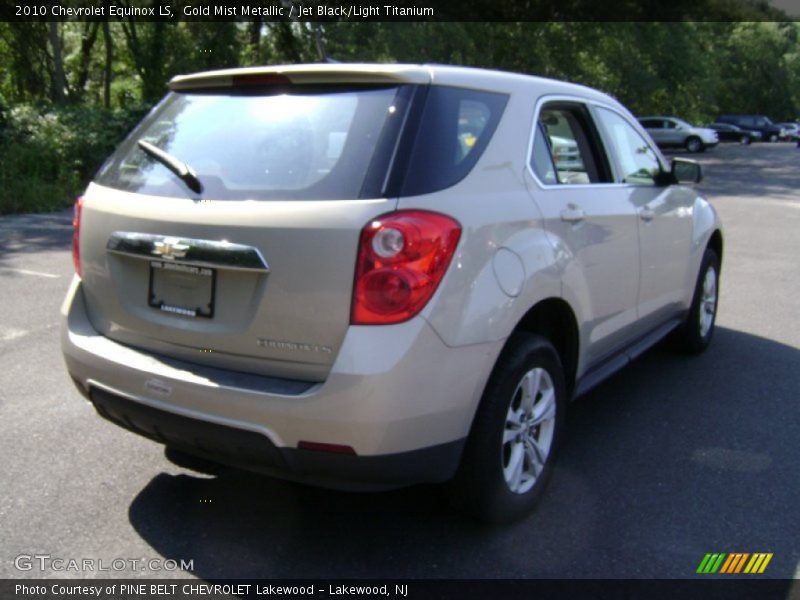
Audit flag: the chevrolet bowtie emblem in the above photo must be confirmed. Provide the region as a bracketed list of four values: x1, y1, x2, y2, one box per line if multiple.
[152, 238, 189, 259]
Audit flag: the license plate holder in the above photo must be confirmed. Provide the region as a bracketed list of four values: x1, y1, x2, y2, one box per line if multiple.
[148, 261, 216, 318]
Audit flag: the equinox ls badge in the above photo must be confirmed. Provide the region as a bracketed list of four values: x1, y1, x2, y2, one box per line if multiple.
[257, 338, 333, 354]
[152, 238, 189, 259]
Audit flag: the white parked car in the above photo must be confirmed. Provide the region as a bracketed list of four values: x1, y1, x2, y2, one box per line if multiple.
[776, 122, 800, 141]
[61, 64, 723, 523]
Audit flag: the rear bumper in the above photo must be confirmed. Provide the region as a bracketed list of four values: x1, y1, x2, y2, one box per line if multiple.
[89, 386, 464, 490]
[61, 277, 501, 488]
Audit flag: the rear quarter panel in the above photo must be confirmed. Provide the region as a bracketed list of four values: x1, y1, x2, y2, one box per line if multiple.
[398, 82, 563, 349]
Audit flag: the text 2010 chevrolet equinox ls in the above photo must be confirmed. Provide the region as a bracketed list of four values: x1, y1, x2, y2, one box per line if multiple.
[61, 64, 722, 523]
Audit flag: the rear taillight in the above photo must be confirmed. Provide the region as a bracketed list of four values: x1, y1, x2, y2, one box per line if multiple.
[231, 73, 291, 87]
[351, 210, 461, 325]
[72, 196, 83, 277]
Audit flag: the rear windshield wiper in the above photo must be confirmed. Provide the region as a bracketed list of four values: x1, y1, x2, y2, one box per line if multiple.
[137, 140, 204, 194]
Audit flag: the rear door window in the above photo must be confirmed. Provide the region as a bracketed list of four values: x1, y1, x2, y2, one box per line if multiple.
[530, 102, 611, 185]
[530, 123, 558, 185]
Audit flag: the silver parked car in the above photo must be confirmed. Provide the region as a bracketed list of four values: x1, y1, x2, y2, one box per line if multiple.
[639, 116, 719, 153]
[61, 64, 723, 523]
[776, 122, 800, 141]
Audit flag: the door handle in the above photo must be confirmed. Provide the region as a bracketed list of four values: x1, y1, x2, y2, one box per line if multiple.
[560, 205, 585, 223]
[640, 207, 655, 222]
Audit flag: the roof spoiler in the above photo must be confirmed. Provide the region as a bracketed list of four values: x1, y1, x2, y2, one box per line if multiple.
[169, 64, 431, 91]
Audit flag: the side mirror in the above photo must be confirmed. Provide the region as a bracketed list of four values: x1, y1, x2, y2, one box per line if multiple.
[671, 157, 702, 184]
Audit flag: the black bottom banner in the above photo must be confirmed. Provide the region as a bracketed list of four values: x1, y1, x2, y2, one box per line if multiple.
[3, 579, 800, 600]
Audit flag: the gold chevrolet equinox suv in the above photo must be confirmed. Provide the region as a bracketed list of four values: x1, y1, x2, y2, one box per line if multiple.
[61, 64, 723, 523]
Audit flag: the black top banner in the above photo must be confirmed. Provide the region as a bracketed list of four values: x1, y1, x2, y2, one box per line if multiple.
[1, 0, 797, 22]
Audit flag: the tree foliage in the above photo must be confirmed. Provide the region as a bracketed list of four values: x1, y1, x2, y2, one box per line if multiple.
[3, 19, 799, 119]
[2, 18, 800, 213]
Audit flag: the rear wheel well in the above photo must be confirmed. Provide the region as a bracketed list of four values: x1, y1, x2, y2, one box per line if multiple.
[512, 299, 579, 398]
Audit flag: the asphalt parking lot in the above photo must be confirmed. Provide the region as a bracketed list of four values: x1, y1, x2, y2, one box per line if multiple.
[1, 142, 798, 582]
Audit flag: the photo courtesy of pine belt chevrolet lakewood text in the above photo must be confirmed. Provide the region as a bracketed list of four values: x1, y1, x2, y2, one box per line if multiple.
[61, 64, 723, 523]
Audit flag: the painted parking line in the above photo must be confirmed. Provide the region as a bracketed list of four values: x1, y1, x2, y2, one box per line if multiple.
[1, 328, 29, 342]
[0, 267, 60, 279]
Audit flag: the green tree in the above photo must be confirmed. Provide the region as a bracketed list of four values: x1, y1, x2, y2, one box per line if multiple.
[720, 22, 797, 118]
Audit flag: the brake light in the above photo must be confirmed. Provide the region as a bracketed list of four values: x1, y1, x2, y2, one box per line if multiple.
[72, 196, 83, 277]
[351, 210, 461, 325]
[231, 73, 291, 87]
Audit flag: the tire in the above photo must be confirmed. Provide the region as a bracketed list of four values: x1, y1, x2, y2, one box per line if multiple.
[740, 135, 751, 145]
[685, 136, 703, 153]
[769, 134, 778, 143]
[450, 333, 566, 523]
[676, 248, 720, 354]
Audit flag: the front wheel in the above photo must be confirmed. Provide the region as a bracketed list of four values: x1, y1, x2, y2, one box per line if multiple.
[450, 333, 566, 523]
[769, 134, 779, 143]
[740, 135, 751, 145]
[685, 136, 703, 153]
[676, 248, 720, 354]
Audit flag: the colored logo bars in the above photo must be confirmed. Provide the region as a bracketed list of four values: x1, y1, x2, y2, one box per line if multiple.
[697, 553, 773, 574]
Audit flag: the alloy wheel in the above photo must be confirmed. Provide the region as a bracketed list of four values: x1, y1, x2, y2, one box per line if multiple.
[699, 266, 717, 338]
[502, 367, 557, 494]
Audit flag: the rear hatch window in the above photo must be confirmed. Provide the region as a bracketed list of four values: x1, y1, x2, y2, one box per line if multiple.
[97, 83, 508, 201]
[96, 85, 411, 200]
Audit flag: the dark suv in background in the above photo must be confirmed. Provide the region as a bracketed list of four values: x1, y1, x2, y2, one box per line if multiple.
[705, 123, 761, 145]
[715, 115, 783, 142]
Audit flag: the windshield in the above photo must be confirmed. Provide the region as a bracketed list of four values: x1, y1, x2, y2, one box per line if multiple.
[96, 86, 409, 200]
